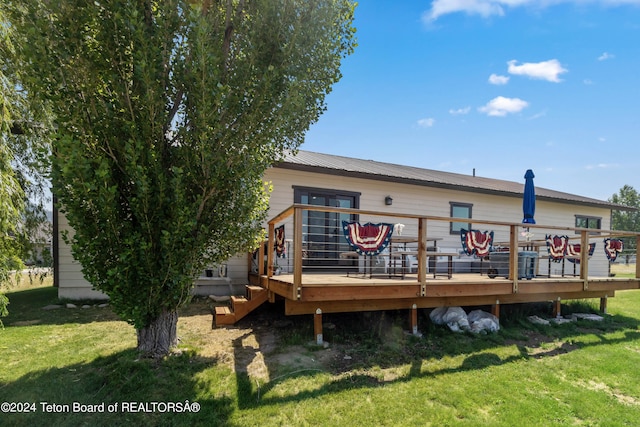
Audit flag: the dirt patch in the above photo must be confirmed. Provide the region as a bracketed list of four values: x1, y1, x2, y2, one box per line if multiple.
[505, 330, 580, 358]
[178, 299, 344, 380]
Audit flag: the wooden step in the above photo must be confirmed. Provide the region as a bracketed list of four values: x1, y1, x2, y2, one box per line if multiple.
[212, 286, 269, 327]
[246, 285, 265, 300]
[230, 295, 248, 310]
[214, 305, 236, 326]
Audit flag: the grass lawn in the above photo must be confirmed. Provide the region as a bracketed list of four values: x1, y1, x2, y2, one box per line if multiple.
[2, 269, 640, 426]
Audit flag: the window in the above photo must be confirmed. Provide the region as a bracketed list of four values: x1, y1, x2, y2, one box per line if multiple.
[450, 202, 472, 235]
[575, 215, 601, 234]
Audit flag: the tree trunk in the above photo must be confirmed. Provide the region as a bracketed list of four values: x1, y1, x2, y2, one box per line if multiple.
[136, 309, 178, 358]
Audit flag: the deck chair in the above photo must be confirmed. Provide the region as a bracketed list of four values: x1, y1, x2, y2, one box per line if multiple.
[460, 229, 494, 257]
[546, 235, 569, 261]
[545, 234, 569, 277]
[460, 229, 494, 275]
[565, 242, 596, 276]
[604, 238, 624, 262]
[342, 221, 394, 277]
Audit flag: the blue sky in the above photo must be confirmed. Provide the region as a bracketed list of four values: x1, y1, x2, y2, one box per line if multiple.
[303, 0, 640, 201]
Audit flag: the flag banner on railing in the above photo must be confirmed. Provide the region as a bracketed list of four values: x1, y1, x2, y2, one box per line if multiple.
[275, 225, 286, 258]
[342, 221, 393, 256]
[460, 229, 494, 258]
[546, 234, 569, 262]
[604, 238, 624, 262]
[566, 242, 596, 264]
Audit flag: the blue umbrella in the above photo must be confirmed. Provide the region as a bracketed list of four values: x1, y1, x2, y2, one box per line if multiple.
[522, 169, 536, 224]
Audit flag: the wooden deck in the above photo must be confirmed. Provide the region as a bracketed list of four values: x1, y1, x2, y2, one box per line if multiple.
[215, 204, 640, 342]
[250, 272, 640, 316]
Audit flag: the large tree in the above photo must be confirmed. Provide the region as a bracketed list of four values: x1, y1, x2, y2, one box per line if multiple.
[609, 185, 640, 257]
[8, 0, 356, 356]
[1, 4, 52, 322]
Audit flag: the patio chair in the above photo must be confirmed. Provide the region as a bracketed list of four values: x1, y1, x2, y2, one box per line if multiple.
[545, 234, 568, 277]
[565, 242, 596, 269]
[460, 229, 494, 275]
[604, 238, 624, 262]
[460, 229, 494, 257]
[342, 221, 394, 278]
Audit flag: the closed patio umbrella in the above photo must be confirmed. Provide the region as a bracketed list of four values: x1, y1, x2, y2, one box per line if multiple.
[522, 169, 536, 224]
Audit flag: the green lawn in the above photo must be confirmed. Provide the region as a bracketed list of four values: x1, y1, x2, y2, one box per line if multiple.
[2, 276, 640, 426]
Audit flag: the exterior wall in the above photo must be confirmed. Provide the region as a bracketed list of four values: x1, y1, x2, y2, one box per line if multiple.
[56, 211, 252, 299]
[57, 214, 109, 300]
[56, 165, 614, 299]
[262, 168, 613, 278]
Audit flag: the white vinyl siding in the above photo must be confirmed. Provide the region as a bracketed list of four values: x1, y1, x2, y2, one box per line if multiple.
[56, 165, 614, 299]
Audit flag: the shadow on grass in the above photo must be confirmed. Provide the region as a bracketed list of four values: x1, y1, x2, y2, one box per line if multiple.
[4, 286, 221, 327]
[230, 301, 640, 409]
[3, 286, 122, 327]
[0, 349, 234, 427]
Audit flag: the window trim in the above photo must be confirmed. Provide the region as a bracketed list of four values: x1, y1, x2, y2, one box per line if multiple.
[574, 214, 602, 235]
[293, 186, 361, 208]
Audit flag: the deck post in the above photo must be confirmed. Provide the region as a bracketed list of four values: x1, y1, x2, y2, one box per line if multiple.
[491, 300, 500, 318]
[418, 218, 427, 296]
[267, 223, 275, 277]
[314, 308, 323, 345]
[580, 230, 589, 290]
[410, 304, 419, 335]
[600, 295, 608, 314]
[636, 236, 640, 279]
[509, 225, 519, 293]
[293, 207, 303, 300]
[257, 239, 265, 275]
[553, 297, 562, 318]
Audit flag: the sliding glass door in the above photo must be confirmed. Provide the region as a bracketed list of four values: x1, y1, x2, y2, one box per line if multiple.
[294, 187, 360, 269]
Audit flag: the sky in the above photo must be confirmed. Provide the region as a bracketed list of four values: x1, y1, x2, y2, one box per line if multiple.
[303, 0, 640, 202]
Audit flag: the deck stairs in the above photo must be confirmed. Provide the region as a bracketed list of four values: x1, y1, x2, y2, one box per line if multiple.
[214, 285, 269, 326]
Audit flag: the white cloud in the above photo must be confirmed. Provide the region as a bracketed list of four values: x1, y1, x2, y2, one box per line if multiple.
[598, 52, 615, 61]
[527, 110, 547, 120]
[583, 79, 594, 85]
[423, 1, 640, 22]
[449, 106, 471, 115]
[417, 117, 436, 128]
[478, 96, 529, 116]
[507, 59, 567, 82]
[488, 73, 510, 85]
[423, 0, 509, 22]
[586, 163, 619, 170]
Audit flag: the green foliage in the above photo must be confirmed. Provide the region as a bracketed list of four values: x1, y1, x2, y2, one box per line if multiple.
[1, 3, 53, 325]
[7, 0, 356, 347]
[609, 185, 640, 252]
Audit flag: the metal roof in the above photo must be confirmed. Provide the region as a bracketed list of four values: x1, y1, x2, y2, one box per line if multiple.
[274, 150, 631, 211]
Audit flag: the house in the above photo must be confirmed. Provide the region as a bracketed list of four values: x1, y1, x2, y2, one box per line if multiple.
[53, 150, 636, 306]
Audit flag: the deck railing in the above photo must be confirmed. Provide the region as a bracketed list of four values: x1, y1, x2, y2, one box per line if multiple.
[256, 204, 640, 290]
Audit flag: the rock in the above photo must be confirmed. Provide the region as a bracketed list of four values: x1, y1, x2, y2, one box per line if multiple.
[208, 295, 230, 302]
[66, 303, 77, 309]
[81, 305, 91, 309]
[528, 315, 550, 325]
[550, 316, 576, 324]
[42, 304, 63, 310]
[571, 313, 604, 322]
[97, 303, 109, 308]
